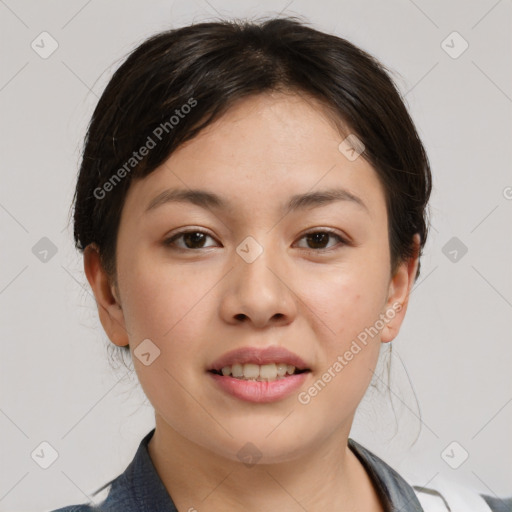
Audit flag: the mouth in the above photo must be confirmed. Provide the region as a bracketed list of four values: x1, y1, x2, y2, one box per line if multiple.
[207, 346, 311, 383]
[209, 363, 310, 382]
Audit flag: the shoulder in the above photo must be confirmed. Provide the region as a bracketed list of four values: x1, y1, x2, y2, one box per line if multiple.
[48, 429, 170, 512]
[347, 439, 512, 512]
[481, 494, 512, 512]
[347, 438, 424, 509]
[47, 478, 115, 511]
[413, 477, 512, 511]
[480, 494, 512, 512]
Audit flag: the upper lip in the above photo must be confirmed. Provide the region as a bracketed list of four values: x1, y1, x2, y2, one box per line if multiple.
[208, 346, 310, 372]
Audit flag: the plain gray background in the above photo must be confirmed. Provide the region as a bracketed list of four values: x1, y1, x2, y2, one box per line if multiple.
[1, 0, 511, 510]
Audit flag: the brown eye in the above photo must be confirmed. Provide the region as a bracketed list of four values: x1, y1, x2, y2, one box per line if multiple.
[164, 230, 217, 250]
[296, 230, 346, 251]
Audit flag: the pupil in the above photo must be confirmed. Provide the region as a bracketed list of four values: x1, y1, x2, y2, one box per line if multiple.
[308, 232, 328, 249]
[185, 232, 205, 248]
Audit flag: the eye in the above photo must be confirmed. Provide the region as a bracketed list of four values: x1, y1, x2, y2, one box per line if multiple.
[295, 229, 347, 251]
[163, 228, 347, 252]
[163, 229, 219, 250]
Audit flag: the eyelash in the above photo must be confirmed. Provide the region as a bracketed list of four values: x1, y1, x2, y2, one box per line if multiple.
[163, 228, 348, 253]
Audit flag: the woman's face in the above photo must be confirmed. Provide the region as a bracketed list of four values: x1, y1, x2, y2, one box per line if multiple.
[87, 91, 418, 464]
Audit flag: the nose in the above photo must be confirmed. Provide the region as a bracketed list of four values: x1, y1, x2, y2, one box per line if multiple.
[219, 240, 297, 329]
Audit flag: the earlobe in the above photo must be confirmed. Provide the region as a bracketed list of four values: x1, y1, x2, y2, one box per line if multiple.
[380, 234, 421, 343]
[83, 244, 129, 347]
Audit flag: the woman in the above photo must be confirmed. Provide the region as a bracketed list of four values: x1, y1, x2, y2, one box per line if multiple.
[51, 16, 510, 512]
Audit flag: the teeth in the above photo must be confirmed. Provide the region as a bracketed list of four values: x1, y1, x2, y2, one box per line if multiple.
[218, 363, 300, 381]
[243, 363, 260, 379]
[231, 363, 243, 378]
[276, 363, 287, 377]
[259, 363, 277, 380]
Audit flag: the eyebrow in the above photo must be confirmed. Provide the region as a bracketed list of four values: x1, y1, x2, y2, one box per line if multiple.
[145, 187, 369, 215]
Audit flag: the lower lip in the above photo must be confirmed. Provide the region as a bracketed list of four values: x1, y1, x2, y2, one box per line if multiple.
[208, 372, 309, 403]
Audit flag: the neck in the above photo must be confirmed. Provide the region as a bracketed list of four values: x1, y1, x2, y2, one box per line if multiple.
[147, 415, 384, 512]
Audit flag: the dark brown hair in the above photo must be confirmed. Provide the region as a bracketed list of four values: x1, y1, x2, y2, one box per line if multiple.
[72, 15, 431, 293]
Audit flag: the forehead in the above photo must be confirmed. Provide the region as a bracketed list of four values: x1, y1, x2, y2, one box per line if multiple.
[123, 92, 386, 221]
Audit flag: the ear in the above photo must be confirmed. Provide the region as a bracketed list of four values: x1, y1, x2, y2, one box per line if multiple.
[83, 244, 130, 347]
[380, 233, 421, 343]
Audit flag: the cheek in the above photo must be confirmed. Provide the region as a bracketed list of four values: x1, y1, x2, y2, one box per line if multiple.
[120, 261, 214, 426]
[297, 273, 385, 419]
[299, 263, 388, 342]
[118, 249, 209, 343]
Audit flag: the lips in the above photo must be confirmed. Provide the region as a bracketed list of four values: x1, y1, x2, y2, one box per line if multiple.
[208, 346, 310, 373]
[207, 346, 311, 403]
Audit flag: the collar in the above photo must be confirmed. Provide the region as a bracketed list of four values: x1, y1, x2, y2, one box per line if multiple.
[95, 429, 424, 511]
[348, 438, 424, 511]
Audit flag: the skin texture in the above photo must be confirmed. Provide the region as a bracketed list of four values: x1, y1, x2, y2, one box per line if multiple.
[84, 91, 420, 511]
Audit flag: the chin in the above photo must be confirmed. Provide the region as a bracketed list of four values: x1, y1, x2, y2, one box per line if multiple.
[199, 424, 316, 465]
